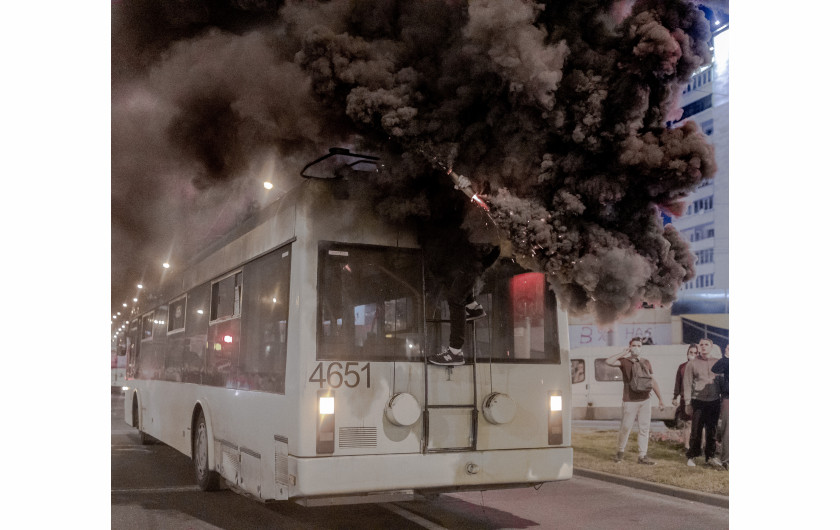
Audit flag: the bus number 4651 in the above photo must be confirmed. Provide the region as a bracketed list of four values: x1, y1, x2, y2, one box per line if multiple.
[308, 362, 371, 389]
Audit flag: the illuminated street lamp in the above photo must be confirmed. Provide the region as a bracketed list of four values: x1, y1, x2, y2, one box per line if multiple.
[264, 181, 274, 190]
[163, 262, 170, 269]
[138, 284, 143, 289]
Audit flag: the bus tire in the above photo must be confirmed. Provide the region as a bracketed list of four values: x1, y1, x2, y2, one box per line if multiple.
[133, 395, 155, 445]
[193, 409, 221, 491]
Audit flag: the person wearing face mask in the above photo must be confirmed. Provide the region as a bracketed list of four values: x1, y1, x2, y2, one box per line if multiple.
[683, 338, 724, 468]
[605, 337, 665, 465]
[673, 344, 699, 450]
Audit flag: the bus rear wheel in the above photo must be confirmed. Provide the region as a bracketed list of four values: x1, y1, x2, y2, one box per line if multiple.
[193, 410, 221, 491]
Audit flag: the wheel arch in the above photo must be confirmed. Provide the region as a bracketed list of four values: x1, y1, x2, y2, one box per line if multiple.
[191, 400, 217, 472]
[131, 390, 142, 429]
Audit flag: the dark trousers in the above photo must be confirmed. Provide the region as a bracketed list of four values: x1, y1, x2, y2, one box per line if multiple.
[687, 399, 721, 460]
[446, 270, 475, 350]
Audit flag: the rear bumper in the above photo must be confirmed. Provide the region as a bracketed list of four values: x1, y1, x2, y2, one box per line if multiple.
[290, 446, 573, 498]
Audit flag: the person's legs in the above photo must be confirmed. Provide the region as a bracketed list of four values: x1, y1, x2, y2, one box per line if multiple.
[616, 401, 641, 455]
[686, 400, 704, 459]
[719, 398, 729, 467]
[636, 399, 652, 456]
[703, 399, 721, 461]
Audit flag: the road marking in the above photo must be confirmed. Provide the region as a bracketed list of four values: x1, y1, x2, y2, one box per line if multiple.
[111, 445, 153, 453]
[111, 486, 201, 494]
[378, 503, 447, 530]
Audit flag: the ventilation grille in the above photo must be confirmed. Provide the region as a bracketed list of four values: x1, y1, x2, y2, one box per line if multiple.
[339, 427, 377, 448]
[221, 445, 240, 479]
[274, 437, 289, 487]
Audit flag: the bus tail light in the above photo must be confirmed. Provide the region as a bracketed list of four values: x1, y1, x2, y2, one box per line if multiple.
[316, 389, 335, 454]
[548, 393, 563, 445]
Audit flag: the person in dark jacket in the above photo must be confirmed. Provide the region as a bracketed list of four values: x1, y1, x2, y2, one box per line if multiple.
[712, 344, 729, 470]
[673, 344, 698, 450]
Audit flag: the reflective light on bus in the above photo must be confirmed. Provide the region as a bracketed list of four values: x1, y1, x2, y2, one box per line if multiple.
[317, 389, 335, 454]
[548, 392, 563, 445]
[319, 396, 335, 415]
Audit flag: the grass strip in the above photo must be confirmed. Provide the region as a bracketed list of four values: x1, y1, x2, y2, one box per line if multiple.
[572, 429, 728, 496]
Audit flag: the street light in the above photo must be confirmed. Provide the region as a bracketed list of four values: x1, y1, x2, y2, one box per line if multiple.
[264, 181, 274, 190]
[138, 284, 143, 289]
[163, 262, 170, 269]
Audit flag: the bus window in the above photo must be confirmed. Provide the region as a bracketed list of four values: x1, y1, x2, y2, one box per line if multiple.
[126, 319, 139, 379]
[211, 271, 243, 322]
[238, 245, 292, 393]
[183, 284, 210, 384]
[141, 311, 154, 341]
[168, 296, 186, 334]
[317, 243, 423, 361]
[571, 359, 585, 384]
[594, 359, 623, 382]
[468, 265, 560, 363]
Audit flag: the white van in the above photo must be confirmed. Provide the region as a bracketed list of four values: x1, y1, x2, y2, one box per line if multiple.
[569, 345, 702, 424]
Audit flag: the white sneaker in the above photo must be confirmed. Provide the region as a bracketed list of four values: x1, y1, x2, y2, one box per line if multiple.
[686, 458, 696, 467]
[706, 457, 724, 468]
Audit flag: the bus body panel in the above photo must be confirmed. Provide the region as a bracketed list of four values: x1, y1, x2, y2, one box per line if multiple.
[123, 179, 574, 503]
[289, 447, 573, 498]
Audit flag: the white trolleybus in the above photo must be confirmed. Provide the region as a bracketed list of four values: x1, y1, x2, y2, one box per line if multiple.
[123, 153, 574, 505]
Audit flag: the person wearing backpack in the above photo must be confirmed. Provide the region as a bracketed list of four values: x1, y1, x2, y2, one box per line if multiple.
[605, 337, 665, 465]
[682, 338, 724, 468]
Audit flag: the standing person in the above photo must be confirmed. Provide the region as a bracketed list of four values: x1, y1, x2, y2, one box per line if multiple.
[712, 344, 729, 470]
[672, 344, 698, 450]
[605, 337, 666, 465]
[683, 338, 723, 468]
[421, 170, 500, 367]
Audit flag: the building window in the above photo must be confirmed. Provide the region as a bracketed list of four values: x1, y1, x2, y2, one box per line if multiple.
[696, 248, 714, 265]
[681, 94, 713, 121]
[692, 195, 713, 215]
[694, 273, 715, 288]
[683, 222, 715, 243]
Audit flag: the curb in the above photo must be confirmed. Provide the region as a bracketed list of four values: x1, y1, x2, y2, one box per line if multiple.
[573, 468, 729, 509]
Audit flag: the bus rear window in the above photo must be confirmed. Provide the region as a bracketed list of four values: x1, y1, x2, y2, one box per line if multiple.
[317, 243, 423, 361]
[459, 264, 560, 363]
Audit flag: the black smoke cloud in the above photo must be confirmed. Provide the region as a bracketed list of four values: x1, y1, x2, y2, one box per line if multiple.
[112, 0, 717, 325]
